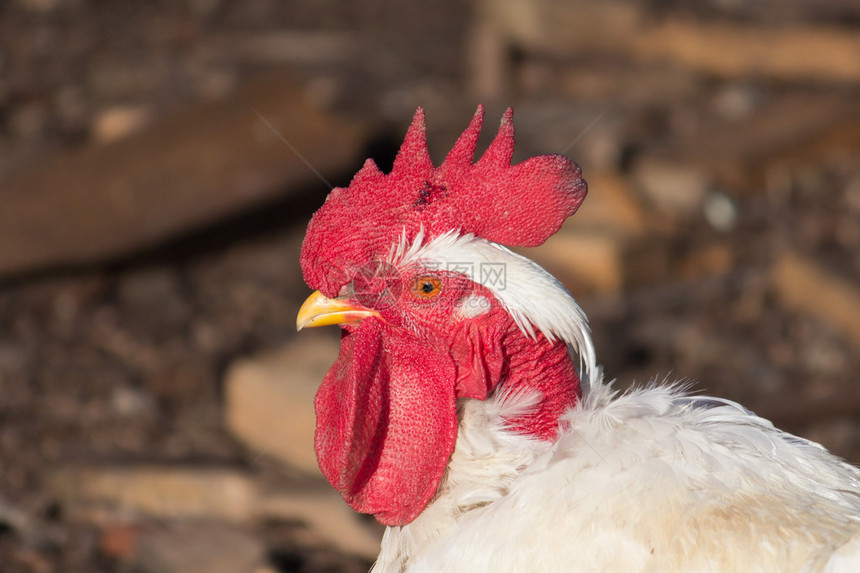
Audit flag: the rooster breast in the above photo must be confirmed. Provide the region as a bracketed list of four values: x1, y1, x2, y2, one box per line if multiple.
[373, 379, 860, 573]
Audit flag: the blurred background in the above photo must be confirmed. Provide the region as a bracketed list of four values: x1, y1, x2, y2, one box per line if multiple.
[1, 1, 860, 571]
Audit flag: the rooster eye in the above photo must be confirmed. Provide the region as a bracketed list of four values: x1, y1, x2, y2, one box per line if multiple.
[410, 276, 442, 299]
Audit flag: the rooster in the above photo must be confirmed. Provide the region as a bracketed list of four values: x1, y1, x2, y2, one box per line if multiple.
[295, 106, 860, 572]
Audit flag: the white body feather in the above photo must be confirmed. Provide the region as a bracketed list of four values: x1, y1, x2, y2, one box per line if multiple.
[373, 380, 860, 572]
[371, 232, 860, 572]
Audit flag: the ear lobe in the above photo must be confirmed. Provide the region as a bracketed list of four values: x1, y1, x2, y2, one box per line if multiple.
[450, 320, 506, 400]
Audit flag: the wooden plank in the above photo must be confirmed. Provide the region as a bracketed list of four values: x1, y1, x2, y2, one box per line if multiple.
[633, 20, 860, 82]
[771, 252, 860, 346]
[484, 0, 860, 82]
[0, 75, 368, 278]
[633, 93, 860, 191]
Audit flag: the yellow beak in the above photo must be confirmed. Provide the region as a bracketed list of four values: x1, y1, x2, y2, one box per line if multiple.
[296, 290, 381, 331]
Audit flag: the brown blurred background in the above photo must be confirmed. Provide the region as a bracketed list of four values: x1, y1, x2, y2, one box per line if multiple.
[1, 1, 860, 571]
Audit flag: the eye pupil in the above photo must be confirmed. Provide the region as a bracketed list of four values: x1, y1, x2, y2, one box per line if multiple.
[410, 276, 441, 299]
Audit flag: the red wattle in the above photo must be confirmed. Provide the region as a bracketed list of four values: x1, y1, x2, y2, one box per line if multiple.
[314, 321, 458, 526]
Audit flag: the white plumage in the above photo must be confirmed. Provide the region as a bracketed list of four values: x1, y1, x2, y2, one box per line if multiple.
[372, 234, 860, 573]
[374, 383, 860, 572]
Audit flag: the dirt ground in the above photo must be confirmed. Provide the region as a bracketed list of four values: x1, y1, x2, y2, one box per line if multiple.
[1, 1, 859, 572]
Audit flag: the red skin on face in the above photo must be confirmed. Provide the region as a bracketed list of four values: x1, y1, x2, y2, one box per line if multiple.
[314, 270, 579, 525]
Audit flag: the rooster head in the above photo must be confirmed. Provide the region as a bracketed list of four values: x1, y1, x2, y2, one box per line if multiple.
[297, 106, 593, 525]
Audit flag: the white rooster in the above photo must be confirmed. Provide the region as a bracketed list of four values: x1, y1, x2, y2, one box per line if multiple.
[296, 106, 860, 572]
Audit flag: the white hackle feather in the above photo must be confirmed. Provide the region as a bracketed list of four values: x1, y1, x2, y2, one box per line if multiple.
[392, 230, 597, 388]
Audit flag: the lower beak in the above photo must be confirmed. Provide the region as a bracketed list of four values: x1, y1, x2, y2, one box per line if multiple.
[296, 290, 381, 331]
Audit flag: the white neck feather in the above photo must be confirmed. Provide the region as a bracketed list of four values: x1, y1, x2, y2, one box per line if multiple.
[374, 387, 557, 571]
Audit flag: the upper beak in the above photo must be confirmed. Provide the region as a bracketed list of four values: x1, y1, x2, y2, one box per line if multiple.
[296, 290, 381, 331]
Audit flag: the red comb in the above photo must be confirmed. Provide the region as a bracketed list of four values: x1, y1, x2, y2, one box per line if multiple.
[301, 105, 587, 296]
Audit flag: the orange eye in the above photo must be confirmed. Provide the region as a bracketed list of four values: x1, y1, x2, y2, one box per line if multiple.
[410, 276, 442, 299]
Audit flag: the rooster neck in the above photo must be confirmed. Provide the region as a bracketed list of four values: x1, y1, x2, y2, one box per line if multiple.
[375, 387, 560, 572]
[372, 342, 581, 570]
